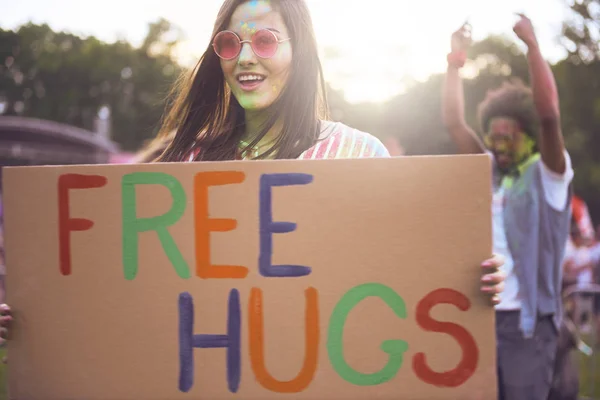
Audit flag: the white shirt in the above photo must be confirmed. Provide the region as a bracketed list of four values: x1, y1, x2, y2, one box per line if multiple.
[494, 151, 574, 310]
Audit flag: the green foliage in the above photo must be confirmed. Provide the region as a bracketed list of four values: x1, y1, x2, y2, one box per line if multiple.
[0, 20, 182, 150]
[554, 58, 600, 223]
[561, 0, 600, 63]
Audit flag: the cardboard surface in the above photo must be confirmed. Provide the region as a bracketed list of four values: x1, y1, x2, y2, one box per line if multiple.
[2, 155, 495, 399]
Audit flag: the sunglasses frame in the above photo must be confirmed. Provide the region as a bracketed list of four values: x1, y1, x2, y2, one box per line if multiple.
[212, 29, 291, 60]
[483, 133, 514, 145]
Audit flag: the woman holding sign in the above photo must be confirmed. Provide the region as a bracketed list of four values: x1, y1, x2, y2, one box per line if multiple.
[0, 0, 504, 350]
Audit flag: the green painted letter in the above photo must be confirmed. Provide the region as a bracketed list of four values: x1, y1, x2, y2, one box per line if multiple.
[122, 172, 189, 280]
[327, 283, 408, 386]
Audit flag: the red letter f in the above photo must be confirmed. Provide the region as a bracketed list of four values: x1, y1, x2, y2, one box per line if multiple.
[58, 174, 107, 275]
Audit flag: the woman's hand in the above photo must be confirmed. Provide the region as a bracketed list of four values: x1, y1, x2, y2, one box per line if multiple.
[480, 254, 505, 306]
[0, 304, 11, 363]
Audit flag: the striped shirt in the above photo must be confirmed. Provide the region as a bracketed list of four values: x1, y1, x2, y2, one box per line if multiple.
[298, 121, 390, 159]
[186, 120, 390, 161]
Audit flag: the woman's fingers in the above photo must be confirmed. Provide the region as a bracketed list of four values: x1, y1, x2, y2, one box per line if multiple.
[480, 254, 505, 305]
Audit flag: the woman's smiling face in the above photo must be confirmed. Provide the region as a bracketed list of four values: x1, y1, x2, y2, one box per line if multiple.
[218, 0, 293, 111]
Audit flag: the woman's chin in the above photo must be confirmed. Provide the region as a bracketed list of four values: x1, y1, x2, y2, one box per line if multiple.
[238, 99, 275, 113]
[232, 86, 281, 113]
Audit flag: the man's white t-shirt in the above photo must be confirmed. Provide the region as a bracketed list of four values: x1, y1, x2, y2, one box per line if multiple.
[493, 151, 574, 310]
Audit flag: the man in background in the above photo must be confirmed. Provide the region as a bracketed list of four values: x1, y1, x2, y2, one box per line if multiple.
[441, 15, 573, 400]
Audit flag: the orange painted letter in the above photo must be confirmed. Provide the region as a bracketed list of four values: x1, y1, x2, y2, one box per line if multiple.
[249, 287, 319, 393]
[194, 171, 248, 279]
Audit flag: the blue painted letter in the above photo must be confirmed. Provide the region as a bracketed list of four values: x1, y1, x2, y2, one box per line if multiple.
[259, 173, 313, 277]
[178, 290, 241, 393]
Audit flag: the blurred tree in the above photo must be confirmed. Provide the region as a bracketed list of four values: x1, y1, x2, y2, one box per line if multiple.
[553, 58, 600, 222]
[0, 19, 182, 150]
[463, 35, 530, 128]
[561, 0, 600, 63]
[381, 74, 451, 156]
[559, 0, 600, 221]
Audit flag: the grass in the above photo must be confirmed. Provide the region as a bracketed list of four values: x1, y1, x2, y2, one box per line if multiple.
[578, 334, 600, 399]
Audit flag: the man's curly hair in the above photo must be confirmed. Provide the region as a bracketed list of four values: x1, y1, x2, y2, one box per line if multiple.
[477, 79, 540, 140]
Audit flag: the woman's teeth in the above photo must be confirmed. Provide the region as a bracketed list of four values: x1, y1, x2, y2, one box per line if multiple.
[238, 75, 265, 82]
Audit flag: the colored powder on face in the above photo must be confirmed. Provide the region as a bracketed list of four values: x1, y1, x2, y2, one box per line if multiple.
[244, 0, 269, 18]
[494, 141, 509, 153]
[239, 22, 257, 37]
[513, 133, 535, 162]
[486, 117, 520, 161]
[246, 0, 271, 16]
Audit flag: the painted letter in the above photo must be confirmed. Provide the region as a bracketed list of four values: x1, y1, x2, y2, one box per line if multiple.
[259, 173, 313, 277]
[122, 172, 188, 280]
[58, 173, 107, 275]
[195, 171, 248, 279]
[178, 290, 241, 393]
[412, 288, 479, 387]
[249, 287, 319, 393]
[327, 283, 408, 386]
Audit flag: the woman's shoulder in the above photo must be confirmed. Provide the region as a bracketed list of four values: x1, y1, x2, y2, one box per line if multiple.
[298, 120, 390, 160]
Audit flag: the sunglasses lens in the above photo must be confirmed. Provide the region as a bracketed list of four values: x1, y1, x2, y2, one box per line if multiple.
[252, 29, 279, 58]
[213, 32, 240, 59]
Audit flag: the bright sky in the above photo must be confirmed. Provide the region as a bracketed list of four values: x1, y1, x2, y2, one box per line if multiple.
[2, 0, 569, 103]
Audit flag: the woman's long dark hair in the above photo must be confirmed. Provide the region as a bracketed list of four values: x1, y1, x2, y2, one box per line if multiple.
[155, 0, 329, 162]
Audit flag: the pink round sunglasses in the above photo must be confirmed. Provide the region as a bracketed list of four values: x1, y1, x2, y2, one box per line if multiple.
[212, 29, 291, 60]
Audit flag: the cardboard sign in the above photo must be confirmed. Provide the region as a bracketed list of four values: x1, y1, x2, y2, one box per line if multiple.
[3, 155, 495, 399]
